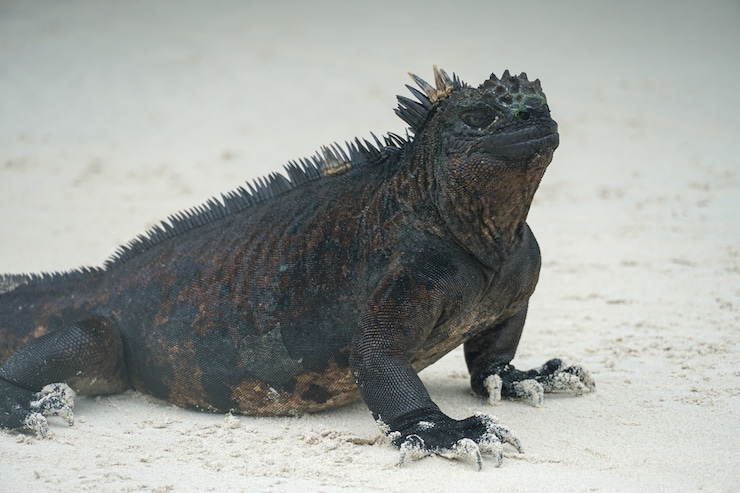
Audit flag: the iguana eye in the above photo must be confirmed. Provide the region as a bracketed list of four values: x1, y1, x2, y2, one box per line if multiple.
[461, 107, 498, 129]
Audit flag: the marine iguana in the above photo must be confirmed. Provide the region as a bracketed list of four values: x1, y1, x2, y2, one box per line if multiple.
[0, 67, 594, 469]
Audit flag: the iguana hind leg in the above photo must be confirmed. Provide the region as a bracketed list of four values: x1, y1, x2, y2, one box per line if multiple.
[0, 315, 128, 435]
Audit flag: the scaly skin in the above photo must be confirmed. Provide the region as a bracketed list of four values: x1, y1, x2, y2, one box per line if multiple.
[0, 67, 593, 468]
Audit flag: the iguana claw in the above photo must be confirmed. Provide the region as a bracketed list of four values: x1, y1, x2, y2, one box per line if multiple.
[397, 434, 430, 466]
[398, 435, 489, 470]
[439, 438, 485, 470]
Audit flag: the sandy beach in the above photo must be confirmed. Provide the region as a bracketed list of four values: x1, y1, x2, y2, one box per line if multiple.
[1, 1, 738, 491]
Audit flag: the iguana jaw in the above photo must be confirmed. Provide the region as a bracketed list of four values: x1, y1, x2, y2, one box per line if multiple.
[478, 121, 559, 161]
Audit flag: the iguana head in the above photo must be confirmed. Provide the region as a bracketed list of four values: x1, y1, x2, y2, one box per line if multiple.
[397, 67, 559, 259]
[397, 66, 558, 165]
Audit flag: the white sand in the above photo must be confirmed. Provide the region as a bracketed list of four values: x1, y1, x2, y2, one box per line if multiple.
[1, 1, 738, 491]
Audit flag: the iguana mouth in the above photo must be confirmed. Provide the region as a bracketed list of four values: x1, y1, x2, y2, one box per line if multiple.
[481, 122, 559, 160]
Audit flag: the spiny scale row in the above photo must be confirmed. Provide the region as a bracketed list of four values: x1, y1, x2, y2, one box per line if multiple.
[396, 66, 466, 132]
[9, 67, 468, 283]
[104, 135, 404, 268]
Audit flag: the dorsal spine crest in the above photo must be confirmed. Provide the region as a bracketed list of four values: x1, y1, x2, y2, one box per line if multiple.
[7, 67, 475, 281]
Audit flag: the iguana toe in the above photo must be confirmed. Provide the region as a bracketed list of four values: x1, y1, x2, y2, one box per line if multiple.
[512, 379, 545, 407]
[439, 438, 485, 470]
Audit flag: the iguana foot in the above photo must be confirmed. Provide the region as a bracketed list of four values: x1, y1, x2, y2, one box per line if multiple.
[0, 380, 75, 437]
[385, 409, 522, 470]
[31, 383, 76, 427]
[482, 359, 595, 407]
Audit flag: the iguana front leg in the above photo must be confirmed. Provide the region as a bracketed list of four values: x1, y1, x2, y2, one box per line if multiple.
[465, 303, 595, 407]
[350, 269, 521, 469]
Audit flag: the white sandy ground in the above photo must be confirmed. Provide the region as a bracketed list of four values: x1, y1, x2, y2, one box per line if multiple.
[0, 1, 738, 491]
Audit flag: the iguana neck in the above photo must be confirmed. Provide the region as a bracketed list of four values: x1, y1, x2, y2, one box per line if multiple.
[454, 169, 544, 265]
[418, 145, 550, 269]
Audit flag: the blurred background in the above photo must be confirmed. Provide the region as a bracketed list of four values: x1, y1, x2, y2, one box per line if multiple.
[1, 0, 737, 271]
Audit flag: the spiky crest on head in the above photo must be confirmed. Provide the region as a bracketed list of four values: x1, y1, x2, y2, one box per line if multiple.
[395, 67, 548, 133]
[480, 70, 547, 110]
[395, 65, 467, 132]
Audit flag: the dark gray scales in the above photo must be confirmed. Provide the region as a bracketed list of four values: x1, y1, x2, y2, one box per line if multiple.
[0, 66, 593, 469]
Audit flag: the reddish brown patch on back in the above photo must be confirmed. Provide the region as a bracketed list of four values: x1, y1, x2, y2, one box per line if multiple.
[229, 359, 360, 415]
